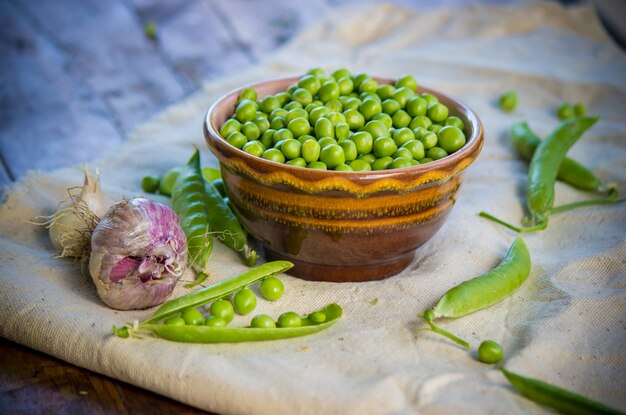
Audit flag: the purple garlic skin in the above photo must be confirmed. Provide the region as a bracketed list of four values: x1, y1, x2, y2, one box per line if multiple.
[89, 198, 188, 310]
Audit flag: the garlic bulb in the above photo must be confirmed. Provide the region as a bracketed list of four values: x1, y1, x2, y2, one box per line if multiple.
[89, 198, 187, 310]
[48, 168, 114, 257]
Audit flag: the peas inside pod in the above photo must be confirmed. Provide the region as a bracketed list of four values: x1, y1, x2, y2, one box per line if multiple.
[219, 68, 469, 171]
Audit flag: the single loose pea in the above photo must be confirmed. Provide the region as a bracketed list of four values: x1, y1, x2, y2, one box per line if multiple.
[235, 99, 258, 123]
[412, 126, 427, 139]
[406, 96, 428, 117]
[260, 129, 276, 149]
[320, 144, 346, 169]
[307, 67, 326, 77]
[159, 166, 184, 196]
[427, 146, 448, 160]
[420, 131, 438, 149]
[307, 161, 327, 169]
[332, 68, 352, 80]
[326, 111, 346, 126]
[402, 139, 426, 160]
[274, 91, 291, 106]
[233, 287, 257, 315]
[286, 157, 307, 168]
[360, 98, 383, 121]
[364, 120, 388, 139]
[260, 276, 285, 301]
[427, 103, 449, 123]
[498, 91, 517, 112]
[358, 78, 379, 94]
[477, 340, 504, 363]
[210, 299, 234, 323]
[382, 98, 401, 115]
[392, 127, 415, 147]
[437, 126, 466, 153]
[373, 136, 397, 158]
[277, 312, 302, 328]
[334, 163, 352, 171]
[390, 157, 413, 169]
[309, 106, 331, 125]
[269, 107, 288, 121]
[164, 316, 185, 326]
[373, 113, 393, 129]
[340, 139, 358, 161]
[242, 140, 266, 157]
[395, 74, 418, 91]
[298, 75, 321, 95]
[371, 156, 394, 170]
[343, 109, 365, 130]
[287, 117, 311, 138]
[242, 121, 260, 140]
[573, 102, 586, 116]
[392, 110, 411, 128]
[317, 81, 340, 102]
[337, 77, 354, 95]
[261, 148, 286, 163]
[342, 97, 361, 111]
[335, 122, 350, 142]
[350, 131, 374, 154]
[360, 91, 380, 103]
[305, 102, 320, 113]
[429, 124, 444, 134]
[204, 316, 227, 327]
[181, 308, 205, 326]
[302, 140, 321, 163]
[419, 157, 433, 164]
[286, 108, 309, 123]
[392, 147, 413, 160]
[220, 118, 242, 137]
[141, 175, 160, 193]
[376, 84, 396, 100]
[309, 311, 327, 324]
[421, 92, 439, 107]
[410, 115, 432, 130]
[325, 99, 343, 113]
[252, 116, 270, 134]
[251, 314, 276, 329]
[357, 153, 376, 164]
[270, 116, 286, 130]
[281, 139, 303, 160]
[255, 110, 269, 120]
[444, 116, 464, 131]
[297, 134, 315, 144]
[260, 95, 281, 114]
[284, 101, 303, 111]
[349, 159, 372, 171]
[352, 72, 370, 88]
[238, 88, 257, 103]
[556, 102, 575, 120]
[227, 131, 248, 149]
[273, 128, 294, 144]
[393, 87, 416, 108]
[315, 118, 335, 139]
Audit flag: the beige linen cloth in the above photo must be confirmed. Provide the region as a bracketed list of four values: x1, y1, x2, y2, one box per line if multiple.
[1, 2, 625, 414]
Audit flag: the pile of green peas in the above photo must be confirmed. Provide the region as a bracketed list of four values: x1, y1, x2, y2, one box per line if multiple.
[162, 276, 320, 329]
[219, 68, 468, 171]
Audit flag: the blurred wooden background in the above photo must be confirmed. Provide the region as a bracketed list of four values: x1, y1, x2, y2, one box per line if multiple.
[0, 0, 622, 413]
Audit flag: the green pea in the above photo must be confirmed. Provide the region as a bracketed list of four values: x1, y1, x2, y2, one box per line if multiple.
[402, 139, 426, 160]
[498, 91, 517, 113]
[427, 146, 448, 160]
[410, 115, 432, 130]
[309, 311, 327, 324]
[255, 111, 268, 120]
[298, 75, 321, 95]
[307, 161, 327, 170]
[376, 84, 396, 100]
[393, 87, 416, 108]
[427, 103, 449, 123]
[209, 299, 234, 324]
[343, 109, 365, 130]
[251, 314, 276, 329]
[358, 78, 379, 94]
[406, 96, 428, 117]
[352, 72, 370, 88]
[420, 131, 438, 149]
[334, 163, 352, 171]
[286, 84, 297, 95]
[238, 88, 257, 103]
[392, 148, 413, 160]
[342, 97, 361, 111]
[392, 127, 415, 147]
[395, 74, 418, 91]
[320, 144, 346, 169]
[326, 111, 346, 126]
[305, 102, 321, 113]
[372, 113, 393, 129]
[260, 129, 276, 149]
[273, 128, 294, 144]
[350, 131, 374, 154]
[382, 98, 401, 115]
[141, 175, 160, 193]
[281, 139, 302, 160]
[260, 95, 281, 114]
[284, 101, 303, 111]
[242, 121, 260, 140]
[429, 124, 444, 134]
[360, 91, 381, 102]
[235, 99, 258, 123]
[357, 153, 376, 164]
[164, 316, 186, 326]
[297, 134, 315, 144]
[359, 98, 383, 121]
[418, 157, 433, 164]
[258, 276, 284, 301]
[556, 102, 575, 120]
[286, 157, 307, 168]
[269, 108, 288, 121]
[274, 92, 291, 107]
[392, 110, 411, 128]
[317, 81, 340, 102]
[315, 117, 335, 139]
[371, 156, 393, 170]
[287, 117, 311, 138]
[233, 287, 257, 315]
[325, 99, 343, 113]
[340, 140, 358, 161]
[277, 312, 302, 328]
[335, 122, 351, 142]
[373, 136, 397, 158]
[437, 126, 466, 153]
[573, 102, 586, 116]
[477, 340, 504, 363]
[181, 308, 205, 326]
[364, 120, 388, 139]
[286, 108, 309, 123]
[337, 77, 354, 95]
[204, 316, 227, 327]
[270, 116, 287, 130]
[444, 116, 464, 131]
[242, 140, 266, 157]
[302, 140, 321, 163]
[307, 67, 326, 77]
[317, 137, 337, 150]
[412, 126, 427, 139]
[227, 131, 248, 149]
[390, 157, 413, 169]
[261, 148, 286, 163]
[220, 118, 242, 138]
[252, 116, 270, 134]
[309, 106, 331, 125]
[421, 92, 439, 107]
[349, 159, 372, 171]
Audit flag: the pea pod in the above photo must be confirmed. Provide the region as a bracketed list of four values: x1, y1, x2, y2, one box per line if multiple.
[203, 177, 257, 266]
[501, 368, 624, 415]
[144, 260, 293, 324]
[172, 150, 213, 272]
[139, 303, 342, 343]
[510, 121, 604, 192]
[421, 237, 531, 348]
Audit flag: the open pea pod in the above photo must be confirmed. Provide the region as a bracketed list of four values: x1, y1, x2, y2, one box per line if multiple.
[143, 260, 293, 324]
[139, 303, 342, 343]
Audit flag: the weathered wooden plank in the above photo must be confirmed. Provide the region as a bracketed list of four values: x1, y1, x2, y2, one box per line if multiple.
[130, 0, 253, 85]
[210, 0, 332, 60]
[0, 337, 212, 414]
[17, 0, 192, 132]
[0, 2, 124, 180]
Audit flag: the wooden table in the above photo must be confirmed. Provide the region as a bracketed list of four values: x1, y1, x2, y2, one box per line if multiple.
[1, 0, 621, 413]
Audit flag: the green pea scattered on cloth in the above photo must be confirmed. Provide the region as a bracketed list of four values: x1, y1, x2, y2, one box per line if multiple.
[1, 2, 625, 414]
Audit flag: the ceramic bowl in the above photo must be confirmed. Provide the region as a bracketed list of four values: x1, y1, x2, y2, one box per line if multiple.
[204, 76, 483, 282]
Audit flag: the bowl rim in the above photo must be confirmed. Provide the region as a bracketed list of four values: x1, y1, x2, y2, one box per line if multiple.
[204, 75, 484, 181]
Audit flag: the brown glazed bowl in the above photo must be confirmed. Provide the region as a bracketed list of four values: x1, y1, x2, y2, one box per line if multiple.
[204, 76, 483, 282]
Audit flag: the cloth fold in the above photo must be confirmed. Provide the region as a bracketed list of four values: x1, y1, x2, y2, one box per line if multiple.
[1, 2, 625, 414]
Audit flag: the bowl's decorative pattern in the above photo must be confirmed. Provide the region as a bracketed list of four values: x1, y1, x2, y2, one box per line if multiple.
[205, 77, 483, 282]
